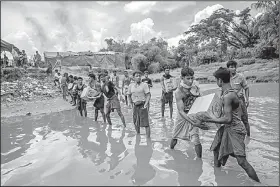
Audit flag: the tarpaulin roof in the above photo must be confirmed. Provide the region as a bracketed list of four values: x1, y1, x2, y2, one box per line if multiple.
[1, 39, 21, 54]
[44, 51, 126, 69]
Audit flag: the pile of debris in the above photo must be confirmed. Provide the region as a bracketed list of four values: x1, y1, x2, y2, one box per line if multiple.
[1, 76, 61, 103]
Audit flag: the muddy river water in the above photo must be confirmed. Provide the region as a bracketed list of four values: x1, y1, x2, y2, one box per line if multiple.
[1, 83, 278, 186]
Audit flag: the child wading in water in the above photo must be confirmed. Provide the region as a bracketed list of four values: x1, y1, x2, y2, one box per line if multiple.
[61, 72, 68, 101]
[75, 77, 87, 117]
[193, 67, 260, 182]
[100, 73, 126, 127]
[88, 73, 106, 123]
[128, 71, 151, 137]
[71, 76, 78, 106]
[122, 71, 132, 106]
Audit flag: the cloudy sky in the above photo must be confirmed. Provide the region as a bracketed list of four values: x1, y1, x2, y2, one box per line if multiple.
[1, 1, 260, 57]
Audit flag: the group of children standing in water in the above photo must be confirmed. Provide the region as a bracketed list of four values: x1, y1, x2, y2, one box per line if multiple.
[52, 61, 260, 183]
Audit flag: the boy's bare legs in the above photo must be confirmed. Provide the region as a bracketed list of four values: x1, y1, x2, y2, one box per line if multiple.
[105, 110, 112, 125]
[170, 138, 177, 149]
[169, 101, 173, 119]
[116, 108, 126, 127]
[94, 109, 98, 121]
[100, 108, 106, 123]
[161, 100, 165, 117]
[145, 126, 151, 138]
[195, 144, 202, 158]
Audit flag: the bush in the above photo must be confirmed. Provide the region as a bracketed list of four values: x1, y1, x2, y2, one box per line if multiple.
[197, 50, 219, 65]
[153, 78, 161, 83]
[166, 59, 178, 69]
[131, 54, 148, 72]
[237, 58, 256, 66]
[235, 48, 254, 59]
[147, 62, 160, 74]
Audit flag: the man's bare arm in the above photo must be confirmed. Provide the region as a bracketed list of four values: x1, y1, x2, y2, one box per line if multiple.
[160, 77, 166, 92]
[144, 93, 151, 107]
[128, 94, 133, 106]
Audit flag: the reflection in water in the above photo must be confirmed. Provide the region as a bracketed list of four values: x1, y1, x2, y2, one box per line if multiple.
[107, 128, 128, 171]
[161, 149, 203, 186]
[131, 135, 156, 185]
[1, 83, 279, 186]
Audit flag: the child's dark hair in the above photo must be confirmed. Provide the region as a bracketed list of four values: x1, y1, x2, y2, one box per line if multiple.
[133, 71, 142, 77]
[144, 70, 149, 74]
[226, 60, 238, 68]
[163, 65, 170, 70]
[89, 73, 96, 80]
[78, 77, 83, 80]
[74, 76, 77, 80]
[69, 75, 73, 78]
[181, 67, 194, 77]
[213, 67, 230, 83]
[55, 69, 58, 72]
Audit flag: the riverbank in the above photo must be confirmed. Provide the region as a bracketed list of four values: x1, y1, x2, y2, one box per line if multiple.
[149, 58, 279, 84]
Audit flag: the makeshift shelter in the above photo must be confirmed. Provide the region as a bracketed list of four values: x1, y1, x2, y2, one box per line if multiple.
[1, 39, 20, 58]
[44, 51, 126, 69]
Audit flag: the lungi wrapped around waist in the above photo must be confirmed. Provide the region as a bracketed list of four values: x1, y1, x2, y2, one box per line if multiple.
[172, 111, 215, 144]
[106, 94, 121, 111]
[133, 102, 149, 128]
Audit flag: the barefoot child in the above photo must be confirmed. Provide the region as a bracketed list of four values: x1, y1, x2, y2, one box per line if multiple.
[88, 73, 106, 123]
[122, 71, 132, 106]
[196, 67, 260, 182]
[128, 71, 151, 137]
[75, 77, 87, 117]
[61, 73, 68, 101]
[71, 76, 78, 106]
[100, 73, 126, 127]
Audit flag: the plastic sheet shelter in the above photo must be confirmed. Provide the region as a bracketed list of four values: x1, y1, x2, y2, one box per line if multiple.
[1, 39, 21, 56]
[44, 51, 126, 69]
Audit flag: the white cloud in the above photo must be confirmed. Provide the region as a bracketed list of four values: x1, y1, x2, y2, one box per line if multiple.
[193, 4, 224, 25]
[96, 1, 118, 6]
[153, 2, 196, 13]
[167, 34, 186, 47]
[124, 1, 157, 15]
[126, 18, 162, 43]
[1, 2, 114, 57]
[124, 1, 196, 15]
[166, 4, 224, 47]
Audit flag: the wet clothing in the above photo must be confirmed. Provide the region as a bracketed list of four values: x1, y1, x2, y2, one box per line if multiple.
[122, 76, 132, 96]
[102, 81, 121, 111]
[92, 81, 104, 110]
[210, 89, 247, 164]
[230, 73, 248, 97]
[133, 102, 150, 128]
[161, 74, 174, 104]
[172, 85, 201, 145]
[75, 84, 87, 110]
[128, 82, 150, 104]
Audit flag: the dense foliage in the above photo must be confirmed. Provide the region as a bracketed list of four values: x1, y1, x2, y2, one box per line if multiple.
[100, 1, 279, 72]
